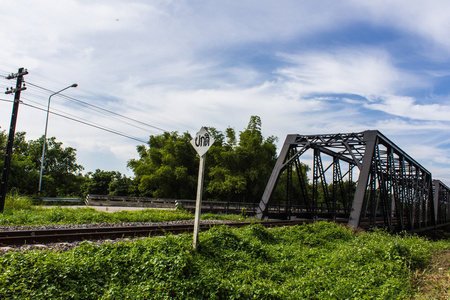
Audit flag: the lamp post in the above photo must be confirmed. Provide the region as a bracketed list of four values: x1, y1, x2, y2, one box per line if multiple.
[38, 83, 78, 195]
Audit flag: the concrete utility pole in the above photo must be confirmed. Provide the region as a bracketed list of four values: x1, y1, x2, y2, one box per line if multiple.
[0, 68, 28, 213]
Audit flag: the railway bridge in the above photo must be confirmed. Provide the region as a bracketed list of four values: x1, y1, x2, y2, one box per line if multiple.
[256, 130, 450, 232]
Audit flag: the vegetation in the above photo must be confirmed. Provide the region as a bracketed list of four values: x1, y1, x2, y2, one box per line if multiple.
[1, 115, 283, 202]
[2, 116, 449, 298]
[413, 246, 450, 299]
[128, 115, 279, 203]
[0, 131, 85, 197]
[3, 189, 33, 212]
[0, 193, 243, 226]
[82, 169, 134, 197]
[0, 221, 447, 299]
[0, 206, 195, 226]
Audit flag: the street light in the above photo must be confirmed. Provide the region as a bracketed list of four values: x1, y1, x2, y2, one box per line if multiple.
[38, 83, 78, 195]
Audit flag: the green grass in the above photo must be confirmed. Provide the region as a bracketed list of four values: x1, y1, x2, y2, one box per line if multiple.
[1, 194, 448, 298]
[0, 207, 249, 226]
[0, 206, 196, 226]
[3, 189, 33, 212]
[0, 221, 444, 299]
[0, 194, 246, 226]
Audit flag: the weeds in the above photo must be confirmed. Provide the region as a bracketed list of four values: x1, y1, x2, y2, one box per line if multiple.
[0, 194, 448, 298]
[0, 222, 442, 299]
[0, 206, 195, 226]
[3, 189, 33, 212]
[0, 194, 246, 226]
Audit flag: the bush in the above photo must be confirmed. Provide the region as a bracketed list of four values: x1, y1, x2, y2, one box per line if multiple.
[4, 189, 33, 212]
[0, 220, 440, 299]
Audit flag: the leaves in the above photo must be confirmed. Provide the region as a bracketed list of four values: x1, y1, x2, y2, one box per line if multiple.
[0, 131, 85, 197]
[128, 116, 278, 202]
[128, 131, 197, 199]
[0, 222, 440, 299]
[0, 206, 194, 226]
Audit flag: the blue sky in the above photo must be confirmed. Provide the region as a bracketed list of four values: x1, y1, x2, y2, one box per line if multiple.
[0, 0, 450, 185]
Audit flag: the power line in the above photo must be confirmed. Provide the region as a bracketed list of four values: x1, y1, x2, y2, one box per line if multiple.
[2, 71, 170, 134]
[22, 96, 152, 142]
[21, 102, 148, 143]
[21, 92, 160, 136]
[1, 68, 172, 144]
[25, 81, 169, 133]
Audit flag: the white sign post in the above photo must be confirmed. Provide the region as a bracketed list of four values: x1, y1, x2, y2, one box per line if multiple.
[190, 127, 214, 249]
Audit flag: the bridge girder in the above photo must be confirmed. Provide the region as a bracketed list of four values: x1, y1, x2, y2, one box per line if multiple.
[256, 130, 445, 231]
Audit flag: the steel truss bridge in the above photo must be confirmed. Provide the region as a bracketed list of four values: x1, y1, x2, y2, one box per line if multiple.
[256, 130, 450, 232]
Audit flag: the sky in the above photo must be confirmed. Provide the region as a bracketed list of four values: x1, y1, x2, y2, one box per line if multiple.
[1, 0, 450, 186]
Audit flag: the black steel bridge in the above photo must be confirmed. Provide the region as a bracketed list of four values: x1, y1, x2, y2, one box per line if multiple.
[256, 130, 450, 232]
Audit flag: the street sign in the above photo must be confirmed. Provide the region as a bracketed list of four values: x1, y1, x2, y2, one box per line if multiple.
[191, 127, 214, 157]
[190, 127, 214, 249]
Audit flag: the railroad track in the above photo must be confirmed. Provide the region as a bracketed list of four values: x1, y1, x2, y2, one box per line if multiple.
[0, 219, 344, 246]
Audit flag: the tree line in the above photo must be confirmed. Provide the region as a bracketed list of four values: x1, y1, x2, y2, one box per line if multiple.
[0, 116, 297, 203]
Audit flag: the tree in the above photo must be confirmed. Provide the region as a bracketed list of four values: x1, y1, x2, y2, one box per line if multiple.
[206, 116, 277, 203]
[109, 174, 134, 196]
[128, 116, 278, 202]
[0, 131, 40, 195]
[31, 136, 84, 196]
[82, 169, 133, 196]
[272, 162, 311, 206]
[82, 169, 135, 197]
[203, 127, 247, 201]
[128, 132, 198, 199]
[0, 131, 85, 196]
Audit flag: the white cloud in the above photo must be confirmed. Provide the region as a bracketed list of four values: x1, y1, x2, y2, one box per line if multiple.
[375, 118, 450, 134]
[366, 95, 450, 121]
[353, 0, 450, 53]
[1, 0, 450, 187]
[275, 48, 424, 96]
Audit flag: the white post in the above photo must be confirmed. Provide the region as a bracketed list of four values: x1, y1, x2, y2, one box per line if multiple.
[193, 154, 206, 249]
[190, 126, 214, 249]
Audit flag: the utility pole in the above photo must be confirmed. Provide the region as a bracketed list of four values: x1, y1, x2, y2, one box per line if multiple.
[0, 67, 28, 213]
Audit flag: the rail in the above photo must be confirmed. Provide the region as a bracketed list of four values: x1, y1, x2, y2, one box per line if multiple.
[0, 220, 339, 246]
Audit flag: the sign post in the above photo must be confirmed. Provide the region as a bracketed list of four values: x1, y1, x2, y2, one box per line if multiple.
[190, 127, 214, 249]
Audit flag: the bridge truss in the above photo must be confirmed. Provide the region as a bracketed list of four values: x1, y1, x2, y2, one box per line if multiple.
[256, 130, 450, 231]
[433, 180, 450, 226]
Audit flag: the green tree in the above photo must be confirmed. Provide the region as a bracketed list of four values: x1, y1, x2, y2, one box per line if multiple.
[272, 162, 311, 206]
[128, 132, 198, 199]
[128, 116, 278, 203]
[204, 127, 247, 201]
[0, 131, 40, 195]
[109, 174, 133, 196]
[0, 131, 85, 196]
[83, 169, 119, 196]
[239, 116, 277, 201]
[31, 136, 84, 196]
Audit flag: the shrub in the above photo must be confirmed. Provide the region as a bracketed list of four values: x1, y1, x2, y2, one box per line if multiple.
[4, 189, 33, 212]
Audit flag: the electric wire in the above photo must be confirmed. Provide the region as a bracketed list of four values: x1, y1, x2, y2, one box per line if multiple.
[1, 68, 170, 134]
[20, 96, 151, 140]
[21, 87, 162, 135]
[1, 67, 172, 145]
[3, 95, 149, 143]
[25, 81, 169, 133]
[21, 102, 148, 143]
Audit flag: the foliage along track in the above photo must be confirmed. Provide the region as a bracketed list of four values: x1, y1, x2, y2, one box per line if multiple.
[0, 219, 346, 246]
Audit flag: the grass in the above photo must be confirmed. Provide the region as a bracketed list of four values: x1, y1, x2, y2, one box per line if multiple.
[0, 206, 196, 226]
[0, 221, 446, 299]
[1, 193, 450, 299]
[3, 189, 33, 212]
[0, 193, 246, 226]
[412, 241, 450, 299]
